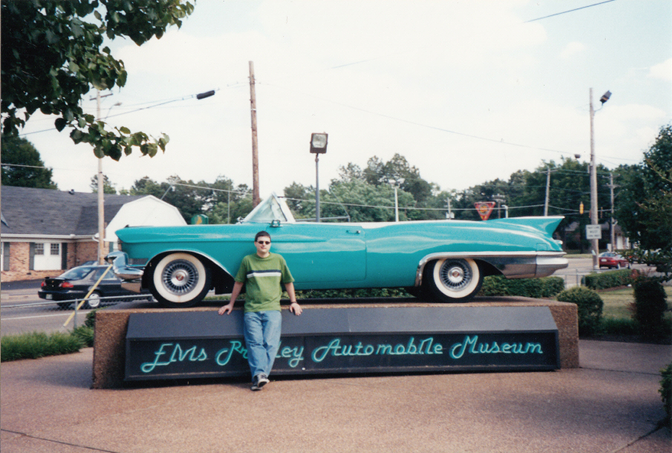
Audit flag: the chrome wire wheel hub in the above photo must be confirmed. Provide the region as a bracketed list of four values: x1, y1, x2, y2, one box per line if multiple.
[439, 260, 472, 291]
[162, 260, 198, 295]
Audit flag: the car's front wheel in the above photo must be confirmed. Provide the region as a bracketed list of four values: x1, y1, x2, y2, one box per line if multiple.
[149, 253, 212, 308]
[425, 258, 483, 303]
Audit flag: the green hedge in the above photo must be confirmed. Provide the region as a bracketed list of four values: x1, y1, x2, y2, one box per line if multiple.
[296, 288, 413, 299]
[556, 287, 604, 336]
[479, 276, 565, 298]
[1, 310, 100, 362]
[662, 362, 672, 425]
[633, 277, 669, 340]
[1, 331, 84, 362]
[582, 269, 636, 290]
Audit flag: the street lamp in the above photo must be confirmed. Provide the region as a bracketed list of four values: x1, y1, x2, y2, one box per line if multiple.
[589, 88, 611, 269]
[310, 133, 328, 222]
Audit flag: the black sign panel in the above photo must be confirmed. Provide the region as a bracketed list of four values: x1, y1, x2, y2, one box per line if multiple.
[125, 307, 559, 381]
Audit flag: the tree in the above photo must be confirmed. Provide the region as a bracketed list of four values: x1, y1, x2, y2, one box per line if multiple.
[617, 124, 672, 277]
[130, 175, 202, 222]
[129, 175, 253, 224]
[1, 135, 57, 189]
[89, 174, 117, 194]
[362, 154, 433, 203]
[1, 0, 194, 160]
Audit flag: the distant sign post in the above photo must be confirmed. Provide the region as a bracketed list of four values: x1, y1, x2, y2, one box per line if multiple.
[586, 225, 602, 240]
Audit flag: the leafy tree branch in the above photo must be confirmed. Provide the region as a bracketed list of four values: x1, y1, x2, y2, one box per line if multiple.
[1, 0, 194, 160]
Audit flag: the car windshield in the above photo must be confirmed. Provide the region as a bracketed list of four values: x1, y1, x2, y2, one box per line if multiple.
[242, 195, 295, 223]
[59, 266, 95, 280]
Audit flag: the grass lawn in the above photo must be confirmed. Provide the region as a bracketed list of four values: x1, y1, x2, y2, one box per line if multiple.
[599, 285, 672, 320]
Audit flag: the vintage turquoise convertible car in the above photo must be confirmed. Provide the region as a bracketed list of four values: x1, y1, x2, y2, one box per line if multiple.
[107, 194, 568, 308]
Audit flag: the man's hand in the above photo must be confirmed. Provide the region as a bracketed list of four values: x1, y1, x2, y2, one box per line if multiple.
[289, 302, 302, 316]
[218, 302, 234, 315]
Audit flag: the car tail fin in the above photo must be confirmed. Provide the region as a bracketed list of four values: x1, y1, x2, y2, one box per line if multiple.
[488, 217, 563, 237]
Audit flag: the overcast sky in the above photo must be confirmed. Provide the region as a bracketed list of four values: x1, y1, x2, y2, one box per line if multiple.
[20, 0, 672, 199]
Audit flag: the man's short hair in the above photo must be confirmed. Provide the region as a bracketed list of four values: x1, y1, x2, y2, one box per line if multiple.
[255, 231, 271, 242]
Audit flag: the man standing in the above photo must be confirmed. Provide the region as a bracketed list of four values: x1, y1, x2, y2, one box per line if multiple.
[218, 231, 302, 391]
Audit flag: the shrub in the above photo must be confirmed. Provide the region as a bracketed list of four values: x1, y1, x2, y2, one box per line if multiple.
[72, 326, 95, 347]
[556, 287, 604, 336]
[661, 362, 672, 426]
[479, 276, 564, 298]
[296, 288, 412, 299]
[85, 309, 98, 329]
[1, 331, 83, 362]
[633, 277, 668, 340]
[582, 269, 636, 290]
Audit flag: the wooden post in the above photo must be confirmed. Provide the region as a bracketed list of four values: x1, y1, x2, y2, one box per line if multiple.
[249, 61, 260, 207]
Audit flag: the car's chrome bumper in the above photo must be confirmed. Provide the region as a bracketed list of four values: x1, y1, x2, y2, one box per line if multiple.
[105, 251, 144, 293]
[415, 251, 569, 286]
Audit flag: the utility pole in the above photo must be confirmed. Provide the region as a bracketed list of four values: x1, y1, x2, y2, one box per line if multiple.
[249, 61, 260, 207]
[589, 88, 599, 269]
[96, 92, 105, 264]
[588, 88, 611, 267]
[607, 172, 619, 251]
[544, 168, 551, 216]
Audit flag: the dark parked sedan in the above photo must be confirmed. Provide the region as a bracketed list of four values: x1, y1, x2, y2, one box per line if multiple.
[598, 252, 630, 270]
[38, 265, 151, 309]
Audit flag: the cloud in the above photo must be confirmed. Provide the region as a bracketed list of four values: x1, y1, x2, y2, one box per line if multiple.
[648, 58, 672, 81]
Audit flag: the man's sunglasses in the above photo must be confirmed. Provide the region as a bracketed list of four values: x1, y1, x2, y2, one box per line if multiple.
[256, 240, 271, 245]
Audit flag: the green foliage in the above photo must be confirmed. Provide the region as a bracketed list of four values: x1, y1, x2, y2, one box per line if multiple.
[1, 135, 58, 189]
[582, 269, 636, 290]
[130, 175, 253, 223]
[479, 276, 565, 298]
[296, 288, 412, 299]
[85, 309, 98, 329]
[1, 0, 194, 159]
[72, 326, 95, 347]
[90, 173, 117, 194]
[599, 318, 640, 336]
[661, 362, 672, 425]
[557, 287, 604, 336]
[616, 124, 672, 279]
[633, 277, 669, 340]
[1, 331, 83, 362]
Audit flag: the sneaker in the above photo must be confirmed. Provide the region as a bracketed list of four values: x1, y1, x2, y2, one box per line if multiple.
[257, 374, 269, 388]
[251, 374, 269, 391]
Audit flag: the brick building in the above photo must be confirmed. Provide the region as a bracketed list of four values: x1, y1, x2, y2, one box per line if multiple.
[1, 186, 184, 282]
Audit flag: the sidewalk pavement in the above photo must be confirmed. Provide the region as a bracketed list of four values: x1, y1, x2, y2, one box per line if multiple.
[1, 340, 670, 453]
[0, 280, 42, 303]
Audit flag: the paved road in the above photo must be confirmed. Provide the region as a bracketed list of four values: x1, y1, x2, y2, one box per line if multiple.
[0, 280, 147, 336]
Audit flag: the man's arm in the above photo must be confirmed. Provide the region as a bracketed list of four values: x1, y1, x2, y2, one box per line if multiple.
[218, 281, 244, 315]
[285, 282, 302, 316]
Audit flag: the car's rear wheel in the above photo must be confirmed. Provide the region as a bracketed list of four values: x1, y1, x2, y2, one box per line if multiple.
[425, 258, 483, 303]
[149, 253, 212, 308]
[85, 291, 101, 309]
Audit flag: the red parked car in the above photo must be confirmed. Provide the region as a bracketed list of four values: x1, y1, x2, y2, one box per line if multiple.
[598, 252, 630, 270]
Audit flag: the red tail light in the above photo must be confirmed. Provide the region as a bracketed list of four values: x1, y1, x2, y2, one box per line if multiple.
[41, 281, 46, 287]
[60, 282, 74, 288]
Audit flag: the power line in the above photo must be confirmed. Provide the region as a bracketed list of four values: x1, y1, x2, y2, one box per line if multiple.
[18, 88, 224, 137]
[525, 0, 616, 23]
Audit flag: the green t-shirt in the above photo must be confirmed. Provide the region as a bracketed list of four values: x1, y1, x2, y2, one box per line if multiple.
[235, 252, 294, 313]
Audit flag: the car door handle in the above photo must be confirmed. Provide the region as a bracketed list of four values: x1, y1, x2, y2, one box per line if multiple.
[346, 230, 362, 234]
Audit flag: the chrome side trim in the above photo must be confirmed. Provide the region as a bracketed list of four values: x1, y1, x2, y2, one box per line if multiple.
[414, 251, 568, 287]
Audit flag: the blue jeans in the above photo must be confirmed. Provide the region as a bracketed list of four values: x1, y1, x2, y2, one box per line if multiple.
[243, 310, 282, 380]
